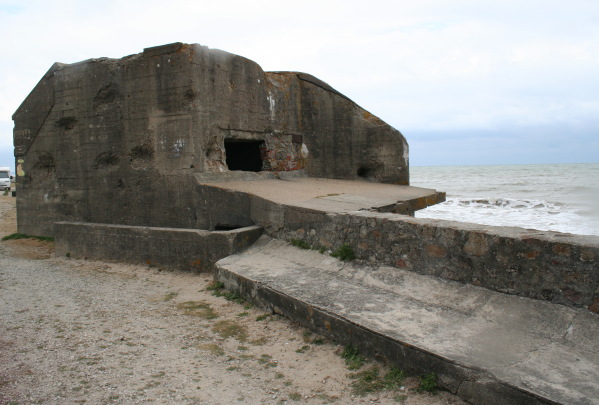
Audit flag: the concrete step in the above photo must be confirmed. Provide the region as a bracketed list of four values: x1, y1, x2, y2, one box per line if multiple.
[215, 235, 599, 405]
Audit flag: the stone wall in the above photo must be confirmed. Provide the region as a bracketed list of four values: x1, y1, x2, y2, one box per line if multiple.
[13, 43, 408, 237]
[251, 200, 599, 313]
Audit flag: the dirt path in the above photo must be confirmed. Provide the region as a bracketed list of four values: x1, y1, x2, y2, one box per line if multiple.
[0, 196, 465, 404]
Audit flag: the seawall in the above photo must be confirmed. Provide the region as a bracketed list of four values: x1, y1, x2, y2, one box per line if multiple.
[246, 192, 599, 314]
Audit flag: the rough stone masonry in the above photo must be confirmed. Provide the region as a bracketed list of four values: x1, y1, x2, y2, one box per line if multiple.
[13, 42, 409, 236]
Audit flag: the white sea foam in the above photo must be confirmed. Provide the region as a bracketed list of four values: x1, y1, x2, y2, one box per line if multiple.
[411, 163, 599, 236]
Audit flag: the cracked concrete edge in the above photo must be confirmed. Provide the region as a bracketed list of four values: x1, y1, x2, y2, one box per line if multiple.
[214, 263, 560, 405]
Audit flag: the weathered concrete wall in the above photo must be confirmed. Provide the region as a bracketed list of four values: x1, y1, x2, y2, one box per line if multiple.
[54, 221, 263, 272]
[265, 72, 408, 182]
[13, 43, 408, 236]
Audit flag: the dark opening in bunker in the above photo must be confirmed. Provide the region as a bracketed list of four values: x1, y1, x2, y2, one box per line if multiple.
[357, 166, 372, 178]
[214, 224, 244, 231]
[225, 139, 264, 172]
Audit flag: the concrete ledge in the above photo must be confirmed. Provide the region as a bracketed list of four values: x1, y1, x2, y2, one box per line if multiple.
[217, 271, 552, 405]
[54, 222, 262, 271]
[215, 236, 599, 405]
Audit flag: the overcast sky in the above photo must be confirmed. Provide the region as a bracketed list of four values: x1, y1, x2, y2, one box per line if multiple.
[1, 0, 597, 172]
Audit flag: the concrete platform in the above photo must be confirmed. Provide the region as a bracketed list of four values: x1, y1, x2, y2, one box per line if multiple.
[215, 235, 599, 405]
[196, 172, 445, 214]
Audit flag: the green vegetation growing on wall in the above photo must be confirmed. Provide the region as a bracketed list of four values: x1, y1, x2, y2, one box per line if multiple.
[331, 244, 355, 261]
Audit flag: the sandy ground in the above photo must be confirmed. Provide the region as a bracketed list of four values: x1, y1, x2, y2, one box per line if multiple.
[0, 196, 465, 405]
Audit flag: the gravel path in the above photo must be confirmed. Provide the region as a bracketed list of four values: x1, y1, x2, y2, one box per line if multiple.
[0, 196, 464, 405]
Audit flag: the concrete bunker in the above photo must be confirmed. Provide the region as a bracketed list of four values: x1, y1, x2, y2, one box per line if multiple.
[12, 41, 449, 268]
[12, 42, 426, 237]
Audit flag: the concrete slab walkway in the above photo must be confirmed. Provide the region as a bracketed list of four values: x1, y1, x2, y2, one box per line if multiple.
[196, 172, 445, 214]
[215, 236, 599, 405]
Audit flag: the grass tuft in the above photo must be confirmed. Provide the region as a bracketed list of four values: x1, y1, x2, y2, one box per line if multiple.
[331, 244, 355, 261]
[212, 320, 248, 342]
[207, 281, 245, 304]
[176, 301, 218, 319]
[349, 366, 407, 396]
[220, 290, 245, 304]
[197, 343, 225, 356]
[341, 345, 364, 370]
[206, 281, 225, 291]
[295, 345, 310, 353]
[384, 367, 407, 389]
[291, 239, 311, 249]
[349, 367, 381, 396]
[417, 372, 438, 394]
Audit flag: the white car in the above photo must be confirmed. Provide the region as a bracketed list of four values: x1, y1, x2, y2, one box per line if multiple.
[0, 167, 11, 190]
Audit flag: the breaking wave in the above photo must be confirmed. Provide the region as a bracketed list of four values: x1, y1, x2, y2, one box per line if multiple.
[449, 197, 565, 211]
[416, 197, 597, 235]
[411, 163, 599, 236]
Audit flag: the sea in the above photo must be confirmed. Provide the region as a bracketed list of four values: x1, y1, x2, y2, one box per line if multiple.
[410, 163, 599, 237]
